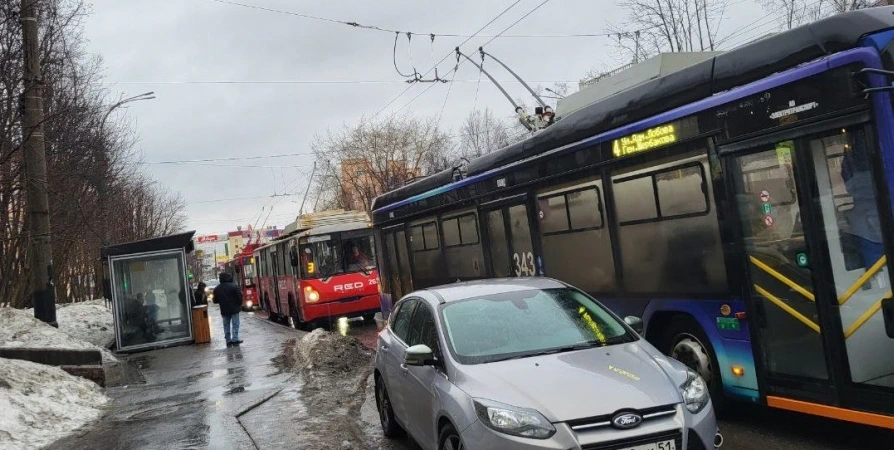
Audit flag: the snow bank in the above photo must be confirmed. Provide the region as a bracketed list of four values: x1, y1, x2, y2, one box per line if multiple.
[296, 328, 373, 374]
[0, 358, 108, 450]
[56, 300, 115, 348]
[0, 308, 116, 363]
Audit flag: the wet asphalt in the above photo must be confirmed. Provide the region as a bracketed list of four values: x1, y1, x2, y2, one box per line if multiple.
[56, 308, 893, 450]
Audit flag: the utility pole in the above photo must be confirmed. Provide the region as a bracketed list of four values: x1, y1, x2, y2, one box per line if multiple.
[20, 0, 57, 326]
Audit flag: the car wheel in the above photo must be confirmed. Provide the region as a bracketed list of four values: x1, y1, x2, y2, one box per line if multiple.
[664, 316, 726, 415]
[375, 375, 404, 438]
[438, 422, 464, 450]
[362, 313, 376, 323]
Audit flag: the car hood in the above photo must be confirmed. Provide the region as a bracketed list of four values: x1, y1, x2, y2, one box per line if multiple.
[453, 342, 684, 422]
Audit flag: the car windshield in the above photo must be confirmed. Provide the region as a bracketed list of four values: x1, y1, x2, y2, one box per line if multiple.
[440, 288, 635, 364]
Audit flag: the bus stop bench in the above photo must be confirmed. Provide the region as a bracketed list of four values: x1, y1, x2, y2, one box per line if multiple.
[0, 348, 105, 387]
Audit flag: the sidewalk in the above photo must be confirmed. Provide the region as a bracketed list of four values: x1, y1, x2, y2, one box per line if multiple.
[56, 306, 302, 450]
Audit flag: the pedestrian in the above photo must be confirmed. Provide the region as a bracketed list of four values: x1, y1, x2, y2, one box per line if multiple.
[213, 272, 243, 347]
[194, 282, 207, 306]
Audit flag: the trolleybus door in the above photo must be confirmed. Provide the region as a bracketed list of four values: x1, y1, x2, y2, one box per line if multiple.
[724, 122, 894, 415]
[482, 197, 538, 278]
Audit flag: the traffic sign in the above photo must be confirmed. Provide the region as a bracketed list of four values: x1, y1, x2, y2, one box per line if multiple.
[764, 215, 775, 227]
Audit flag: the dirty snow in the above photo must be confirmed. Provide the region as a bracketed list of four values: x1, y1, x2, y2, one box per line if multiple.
[55, 300, 115, 348]
[0, 358, 108, 450]
[274, 328, 401, 449]
[0, 308, 116, 363]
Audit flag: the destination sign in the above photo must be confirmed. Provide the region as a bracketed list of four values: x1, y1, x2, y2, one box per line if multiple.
[611, 117, 699, 158]
[612, 124, 677, 157]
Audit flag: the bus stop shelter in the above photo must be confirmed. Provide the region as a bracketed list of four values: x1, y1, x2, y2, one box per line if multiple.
[101, 231, 197, 353]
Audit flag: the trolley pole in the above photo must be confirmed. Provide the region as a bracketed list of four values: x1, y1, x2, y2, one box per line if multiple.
[20, 0, 57, 326]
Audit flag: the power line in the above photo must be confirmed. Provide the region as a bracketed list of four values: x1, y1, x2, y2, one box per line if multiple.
[149, 152, 312, 164]
[387, 0, 555, 118]
[204, 0, 633, 39]
[106, 79, 577, 85]
[374, 0, 525, 117]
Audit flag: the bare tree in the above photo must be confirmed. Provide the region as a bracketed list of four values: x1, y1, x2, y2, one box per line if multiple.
[312, 115, 452, 213]
[456, 108, 513, 160]
[1, 0, 185, 307]
[607, 0, 730, 63]
[760, 0, 883, 30]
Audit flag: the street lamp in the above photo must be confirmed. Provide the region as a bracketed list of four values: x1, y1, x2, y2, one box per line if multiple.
[95, 91, 156, 298]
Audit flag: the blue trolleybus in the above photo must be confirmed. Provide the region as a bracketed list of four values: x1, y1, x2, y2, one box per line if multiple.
[370, 8, 894, 428]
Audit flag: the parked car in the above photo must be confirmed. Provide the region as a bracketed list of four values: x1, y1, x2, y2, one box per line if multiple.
[374, 278, 721, 450]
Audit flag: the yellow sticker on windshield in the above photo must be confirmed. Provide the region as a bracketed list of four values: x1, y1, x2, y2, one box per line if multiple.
[578, 306, 606, 343]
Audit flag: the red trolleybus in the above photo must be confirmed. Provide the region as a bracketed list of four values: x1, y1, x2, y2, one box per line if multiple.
[223, 243, 261, 311]
[254, 210, 380, 328]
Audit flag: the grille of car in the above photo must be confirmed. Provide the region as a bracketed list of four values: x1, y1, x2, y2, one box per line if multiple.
[567, 404, 677, 432]
[580, 430, 683, 450]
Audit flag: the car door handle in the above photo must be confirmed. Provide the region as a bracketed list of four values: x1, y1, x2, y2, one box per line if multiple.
[380, 345, 389, 352]
[400, 364, 409, 372]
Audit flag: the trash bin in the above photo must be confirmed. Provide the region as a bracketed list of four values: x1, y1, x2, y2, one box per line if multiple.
[192, 305, 211, 344]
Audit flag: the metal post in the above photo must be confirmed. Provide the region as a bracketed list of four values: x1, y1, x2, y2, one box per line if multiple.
[20, 0, 57, 326]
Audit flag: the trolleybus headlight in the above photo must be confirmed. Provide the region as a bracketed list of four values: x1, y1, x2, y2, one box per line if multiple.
[681, 370, 709, 414]
[246, 300, 253, 307]
[304, 286, 320, 303]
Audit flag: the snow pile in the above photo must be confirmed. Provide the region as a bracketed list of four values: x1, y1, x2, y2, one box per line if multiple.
[0, 358, 108, 450]
[296, 328, 373, 374]
[0, 308, 116, 363]
[56, 300, 115, 348]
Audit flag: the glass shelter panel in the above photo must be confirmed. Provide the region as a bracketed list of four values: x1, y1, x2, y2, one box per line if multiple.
[112, 251, 192, 350]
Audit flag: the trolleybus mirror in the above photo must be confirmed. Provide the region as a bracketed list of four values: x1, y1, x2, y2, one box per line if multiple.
[624, 316, 644, 334]
[289, 247, 299, 267]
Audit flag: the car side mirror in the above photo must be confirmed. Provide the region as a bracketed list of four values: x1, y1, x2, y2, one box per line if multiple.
[404, 344, 435, 367]
[624, 316, 644, 334]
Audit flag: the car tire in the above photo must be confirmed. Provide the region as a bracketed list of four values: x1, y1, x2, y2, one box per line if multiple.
[438, 422, 464, 450]
[362, 313, 376, 323]
[663, 316, 727, 416]
[375, 375, 404, 438]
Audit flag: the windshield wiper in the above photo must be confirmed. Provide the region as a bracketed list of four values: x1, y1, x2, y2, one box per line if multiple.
[489, 342, 601, 362]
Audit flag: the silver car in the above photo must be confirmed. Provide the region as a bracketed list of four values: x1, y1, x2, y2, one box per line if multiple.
[374, 278, 721, 450]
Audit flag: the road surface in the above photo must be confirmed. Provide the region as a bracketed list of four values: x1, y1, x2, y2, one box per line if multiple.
[56, 309, 893, 449]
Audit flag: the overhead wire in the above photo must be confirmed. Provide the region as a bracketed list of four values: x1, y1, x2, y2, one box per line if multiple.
[386, 0, 555, 119]
[374, 0, 525, 117]
[106, 79, 577, 85]
[204, 0, 645, 39]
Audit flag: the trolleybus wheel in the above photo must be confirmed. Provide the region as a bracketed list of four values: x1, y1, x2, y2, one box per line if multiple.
[664, 316, 726, 416]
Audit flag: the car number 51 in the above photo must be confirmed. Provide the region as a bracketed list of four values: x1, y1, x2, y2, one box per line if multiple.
[622, 440, 676, 450]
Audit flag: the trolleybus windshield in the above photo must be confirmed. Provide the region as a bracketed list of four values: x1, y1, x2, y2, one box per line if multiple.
[299, 230, 376, 279]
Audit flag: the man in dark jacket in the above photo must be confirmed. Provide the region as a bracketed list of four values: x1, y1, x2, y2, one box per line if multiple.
[213, 272, 243, 347]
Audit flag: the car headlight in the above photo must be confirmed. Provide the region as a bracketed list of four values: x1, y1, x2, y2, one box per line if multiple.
[473, 398, 555, 439]
[681, 370, 709, 414]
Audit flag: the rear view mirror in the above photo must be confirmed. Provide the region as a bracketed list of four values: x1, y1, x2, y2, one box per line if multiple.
[404, 344, 435, 367]
[289, 247, 299, 267]
[624, 316, 644, 334]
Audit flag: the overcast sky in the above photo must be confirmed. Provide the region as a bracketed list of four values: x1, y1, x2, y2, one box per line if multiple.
[82, 0, 767, 235]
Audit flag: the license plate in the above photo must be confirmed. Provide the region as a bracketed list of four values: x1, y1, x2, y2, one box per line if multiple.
[619, 440, 676, 450]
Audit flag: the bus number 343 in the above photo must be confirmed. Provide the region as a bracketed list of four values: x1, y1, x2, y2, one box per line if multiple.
[513, 252, 536, 277]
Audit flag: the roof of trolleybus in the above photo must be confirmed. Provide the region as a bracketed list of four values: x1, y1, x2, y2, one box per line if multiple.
[370, 7, 894, 217]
